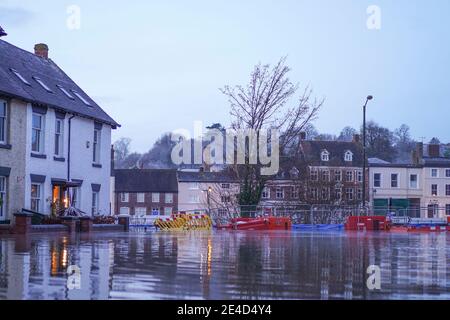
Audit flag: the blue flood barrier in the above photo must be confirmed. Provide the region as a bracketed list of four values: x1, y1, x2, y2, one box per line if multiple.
[292, 224, 345, 231]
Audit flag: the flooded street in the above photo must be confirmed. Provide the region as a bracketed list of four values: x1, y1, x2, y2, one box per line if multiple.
[0, 230, 448, 300]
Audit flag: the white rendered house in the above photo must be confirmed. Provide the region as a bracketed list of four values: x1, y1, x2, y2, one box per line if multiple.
[0, 40, 119, 219]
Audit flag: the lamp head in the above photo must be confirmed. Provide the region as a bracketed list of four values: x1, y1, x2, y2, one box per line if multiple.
[367, 95, 373, 101]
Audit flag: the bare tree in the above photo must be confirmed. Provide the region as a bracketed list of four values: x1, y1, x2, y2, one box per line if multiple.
[114, 137, 132, 168]
[220, 57, 323, 213]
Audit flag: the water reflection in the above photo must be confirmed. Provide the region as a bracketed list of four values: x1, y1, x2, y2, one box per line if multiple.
[0, 231, 448, 300]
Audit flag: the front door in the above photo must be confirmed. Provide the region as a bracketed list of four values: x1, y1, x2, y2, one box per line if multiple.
[427, 204, 438, 218]
[52, 185, 68, 214]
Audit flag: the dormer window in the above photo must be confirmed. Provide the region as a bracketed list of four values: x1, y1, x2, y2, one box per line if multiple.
[344, 150, 353, 162]
[10, 68, 30, 85]
[71, 90, 92, 107]
[33, 76, 52, 93]
[57, 85, 74, 99]
[321, 150, 330, 162]
[290, 167, 299, 178]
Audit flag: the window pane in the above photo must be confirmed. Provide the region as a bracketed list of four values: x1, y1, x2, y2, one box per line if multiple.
[32, 114, 41, 129]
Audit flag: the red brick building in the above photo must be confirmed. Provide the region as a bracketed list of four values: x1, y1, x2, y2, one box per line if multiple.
[114, 169, 178, 216]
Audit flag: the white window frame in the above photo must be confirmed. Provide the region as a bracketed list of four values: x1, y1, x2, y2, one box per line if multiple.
[344, 151, 353, 162]
[345, 188, 354, 201]
[32, 113, 45, 154]
[31, 183, 43, 212]
[152, 193, 160, 203]
[164, 207, 172, 215]
[119, 207, 130, 215]
[373, 173, 382, 188]
[91, 191, 99, 215]
[356, 170, 363, 183]
[71, 187, 81, 209]
[335, 187, 342, 200]
[310, 188, 318, 200]
[321, 169, 330, 182]
[275, 187, 284, 199]
[262, 187, 270, 199]
[321, 150, 329, 162]
[135, 207, 146, 216]
[410, 174, 418, 189]
[357, 188, 363, 200]
[54, 118, 64, 156]
[431, 168, 439, 178]
[310, 168, 318, 181]
[93, 128, 101, 164]
[291, 187, 299, 199]
[137, 193, 145, 203]
[0, 176, 6, 219]
[431, 184, 438, 196]
[120, 193, 129, 203]
[321, 188, 329, 200]
[346, 170, 353, 182]
[391, 173, 399, 188]
[334, 170, 342, 182]
[165, 193, 173, 204]
[0, 100, 7, 144]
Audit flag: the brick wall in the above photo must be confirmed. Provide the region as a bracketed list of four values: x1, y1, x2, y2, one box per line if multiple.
[115, 192, 178, 215]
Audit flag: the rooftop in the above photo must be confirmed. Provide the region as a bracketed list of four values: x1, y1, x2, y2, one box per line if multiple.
[0, 40, 119, 128]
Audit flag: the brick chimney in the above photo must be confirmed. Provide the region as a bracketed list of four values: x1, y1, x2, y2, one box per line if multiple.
[412, 142, 423, 165]
[353, 134, 361, 144]
[34, 43, 49, 59]
[428, 144, 440, 158]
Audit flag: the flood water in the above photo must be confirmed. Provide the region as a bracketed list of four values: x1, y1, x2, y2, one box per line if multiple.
[0, 230, 448, 300]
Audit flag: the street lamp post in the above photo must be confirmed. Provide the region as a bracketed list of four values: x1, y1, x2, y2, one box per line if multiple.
[203, 187, 212, 216]
[362, 95, 373, 212]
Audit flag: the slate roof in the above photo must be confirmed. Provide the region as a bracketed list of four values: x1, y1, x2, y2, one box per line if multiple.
[300, 140, 363, 167]
[368, 157, 422, 168]
[114, 169, 178, 193]
[0, 40, 119, 127]
[177, 171, 238, 183]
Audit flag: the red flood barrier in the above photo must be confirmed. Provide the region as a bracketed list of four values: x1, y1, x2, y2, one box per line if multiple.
[345, 216, 390, 231]
[217, 217, 292, 231]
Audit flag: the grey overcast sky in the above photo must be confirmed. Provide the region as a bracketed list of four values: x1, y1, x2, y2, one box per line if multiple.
[1, 0, 450, 152]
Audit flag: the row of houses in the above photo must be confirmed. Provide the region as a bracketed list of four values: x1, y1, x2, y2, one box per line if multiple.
[370, 142, 450, 218]
[112, 140, 450, 219]
[1, 38, 449, 222]
[111, 138, 368, 217]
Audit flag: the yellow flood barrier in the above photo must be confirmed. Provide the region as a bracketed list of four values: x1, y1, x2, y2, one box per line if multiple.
[154, 214, 212, 231]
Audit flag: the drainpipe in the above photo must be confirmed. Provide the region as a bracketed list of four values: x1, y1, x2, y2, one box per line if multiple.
[67, 115, 76, 181]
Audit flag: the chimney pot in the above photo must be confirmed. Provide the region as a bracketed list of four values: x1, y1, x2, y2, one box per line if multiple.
[299, 132, 307, 141]
[34, 43, 49, 59]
